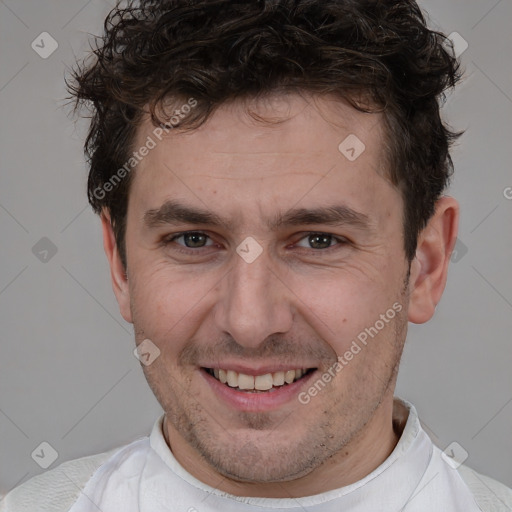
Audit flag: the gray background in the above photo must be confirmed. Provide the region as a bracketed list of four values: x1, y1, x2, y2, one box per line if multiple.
[0, 0, 511, 497]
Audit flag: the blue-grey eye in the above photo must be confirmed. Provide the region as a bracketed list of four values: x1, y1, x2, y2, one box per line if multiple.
[175, 232, 212, 248]
[296, 233, 336, 249]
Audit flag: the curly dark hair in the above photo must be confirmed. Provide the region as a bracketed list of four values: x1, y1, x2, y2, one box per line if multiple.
[68, 0, 463, 267]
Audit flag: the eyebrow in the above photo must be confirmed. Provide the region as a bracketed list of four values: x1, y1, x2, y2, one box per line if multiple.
[143, 200, 372, 231]
[144, 200, 232, 230]
[269, 205, 372, 231]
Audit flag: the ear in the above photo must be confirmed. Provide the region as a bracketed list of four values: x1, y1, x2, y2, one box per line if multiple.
[101, 209, 133, 324]
[407, 196, 459, 324]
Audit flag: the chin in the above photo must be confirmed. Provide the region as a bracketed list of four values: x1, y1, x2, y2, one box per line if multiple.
[199, 431, 324, 483]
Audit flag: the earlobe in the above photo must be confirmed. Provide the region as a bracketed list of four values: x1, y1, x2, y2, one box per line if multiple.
[100, 210, 133, 324]
[407, 196, 459, 324]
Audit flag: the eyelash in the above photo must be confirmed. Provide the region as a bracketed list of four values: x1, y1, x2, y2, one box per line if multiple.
[163, 231, 349, 253]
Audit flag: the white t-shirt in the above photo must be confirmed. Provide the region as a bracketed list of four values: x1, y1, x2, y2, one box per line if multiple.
[64, 399, 501, 511]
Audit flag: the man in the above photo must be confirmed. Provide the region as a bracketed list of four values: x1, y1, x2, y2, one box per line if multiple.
[2, 0, 510, 510]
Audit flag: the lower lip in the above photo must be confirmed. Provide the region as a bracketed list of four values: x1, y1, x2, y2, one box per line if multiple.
[200, 368, 317, 412]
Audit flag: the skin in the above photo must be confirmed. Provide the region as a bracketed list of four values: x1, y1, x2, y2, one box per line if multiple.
[102, 93, 459, 498]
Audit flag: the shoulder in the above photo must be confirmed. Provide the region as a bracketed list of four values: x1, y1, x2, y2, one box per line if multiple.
[0, 448, 118, 512]
[457, 464, 512, 512]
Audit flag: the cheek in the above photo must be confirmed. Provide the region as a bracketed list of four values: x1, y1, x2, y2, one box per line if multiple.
[129, 263, 216, 344]
[287, 270, 400, 355]
[293, 272, 386, 326]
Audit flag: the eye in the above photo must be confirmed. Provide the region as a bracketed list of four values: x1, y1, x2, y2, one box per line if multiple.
[168, 231, 214, 248]
[295, 233, 347, 250]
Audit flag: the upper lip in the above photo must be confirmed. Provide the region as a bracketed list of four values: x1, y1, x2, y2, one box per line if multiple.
[199, 363, 317, 375]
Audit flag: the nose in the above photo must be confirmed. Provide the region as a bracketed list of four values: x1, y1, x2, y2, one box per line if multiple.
[214, 248, 294, 349]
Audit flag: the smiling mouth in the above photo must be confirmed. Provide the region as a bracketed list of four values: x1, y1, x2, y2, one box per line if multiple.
[202, 367, 316, 393]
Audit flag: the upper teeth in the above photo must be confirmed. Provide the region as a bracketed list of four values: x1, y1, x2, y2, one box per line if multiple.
[212, 368, 307, 390]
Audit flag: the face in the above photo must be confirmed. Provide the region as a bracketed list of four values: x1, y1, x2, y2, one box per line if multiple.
[112, 94, 415, 491]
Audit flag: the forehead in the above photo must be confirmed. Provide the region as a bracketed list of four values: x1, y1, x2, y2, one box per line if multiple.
[138, 93, 386, 164]
[128, 93, 398, 228]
